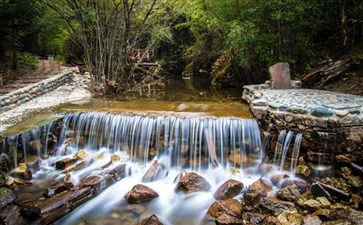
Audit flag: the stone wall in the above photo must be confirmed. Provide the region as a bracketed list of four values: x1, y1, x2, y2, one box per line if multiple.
[242, 84, 363, 164]
[0, 72, 73, 113]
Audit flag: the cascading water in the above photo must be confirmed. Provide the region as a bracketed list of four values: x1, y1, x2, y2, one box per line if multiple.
[2, 112, 268, 225]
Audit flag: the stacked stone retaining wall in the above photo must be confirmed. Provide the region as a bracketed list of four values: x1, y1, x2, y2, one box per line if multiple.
[0, 72, 73, 113]
[242, 84, 363, 164]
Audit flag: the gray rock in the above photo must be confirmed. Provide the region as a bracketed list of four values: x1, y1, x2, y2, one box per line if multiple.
[214, 179, 243, 200]
[269, 62, 292, 89]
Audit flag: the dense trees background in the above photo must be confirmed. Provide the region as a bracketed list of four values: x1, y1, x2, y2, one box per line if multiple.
[0, 0, 362, 89]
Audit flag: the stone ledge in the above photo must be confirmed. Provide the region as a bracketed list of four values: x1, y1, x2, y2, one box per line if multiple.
[0, 72, 73, 113]
[242, 84, 363, 129]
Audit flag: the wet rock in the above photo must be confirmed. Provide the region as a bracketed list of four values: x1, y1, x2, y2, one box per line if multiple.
[20, 207, 41, 222]
[330, 204, 363, 224]
[270, 172, 290, 186]
[321, 220, 351, 225]
[124, 184, 159, 203]
[311, 107, 333, 117]
[0, 188, 16, 209]
[249, 178, 272, 195]
[358, 198, 363, 210]
[243, 190, 261, 206]
[214, 179, 243, 200]
[54, 158, 78, 170]
[0, 153, 11, 173]
[73, 150, 89, 160]
[138, 214, 163, 225]
[29, 140, 43, 154]
[142, 160, 165, 182]
[303, 199, 323, 212]
[311, 182, 330, 198]
[216, 213, 242, 225]
[347, 175, 363, 188]
[295, 165, 311, 177]
[175, 172, 211, 194]
[242, 212, 266, 225]
[43, 182, 74, 198]
[208, 199, 242, 218]
[228, 155, 254, 167]
[335, 155, 351, 163]
[303, 215, 322, 225]
[260, 197, 295, 215]
[281, 178, 309, 192]
[276, 185, 302, 202]
[276, 209, 303, 225]
[10, 163, 32, 180]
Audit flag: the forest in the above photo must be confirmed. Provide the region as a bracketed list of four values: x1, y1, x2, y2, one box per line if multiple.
[0, 0, 362, 93]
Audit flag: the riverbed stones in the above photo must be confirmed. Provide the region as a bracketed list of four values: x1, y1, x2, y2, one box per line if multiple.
[0, 188, 16, 209]
[175, 172, 211, 194]
[214, 179, 243, 200]
[124, 184, 159, 203]
[276, 185, 302, 202]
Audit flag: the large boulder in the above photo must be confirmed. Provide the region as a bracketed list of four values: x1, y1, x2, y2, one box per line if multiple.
[124, 184, 159, 203]
[175, 172, 211, 194]
[214, 179, 243, 200]
[207, 199, 242, 219]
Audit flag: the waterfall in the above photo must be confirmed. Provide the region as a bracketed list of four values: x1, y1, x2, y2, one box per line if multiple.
[273, 130, 303, 171]
[57, 112, 263, 170]
[290, 133, 303, 173]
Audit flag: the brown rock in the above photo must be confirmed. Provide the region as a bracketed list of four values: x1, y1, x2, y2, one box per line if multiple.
[243, 190, 261, 206]
[260, 197, 295, 215]
[276, 209, 303, 225]
[276, 185, 302, 202]
[280, 178, 308, 192]
[249, 178, 272, 195]
[208, 199, 242, 218]
[138, 214, 163, 225]
[295, 165, 311, 177]
[242, 212, 266, 225]
[124, 184, 159, 203]
[214, 179, 243, 200]
[263, 215, 281, 225]
[29, 140, 43, 154]
[216, 213, 242, 225]
[10, 163, 32, 180]
[54, 158, 78, 170]
[0, 204, 27, 225]
[175, 172, 211, 194]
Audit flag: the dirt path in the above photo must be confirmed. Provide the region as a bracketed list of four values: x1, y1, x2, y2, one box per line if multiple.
[0, 60, 64, 95]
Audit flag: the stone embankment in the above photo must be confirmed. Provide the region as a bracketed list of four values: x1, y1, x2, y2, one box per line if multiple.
[242, 82, 363, 163]
[0, 69, 91, 134]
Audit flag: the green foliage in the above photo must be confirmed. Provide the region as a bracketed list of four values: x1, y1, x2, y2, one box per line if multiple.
[18, 52, 39, 69]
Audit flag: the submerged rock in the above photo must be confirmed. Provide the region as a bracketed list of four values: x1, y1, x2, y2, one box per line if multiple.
[138, 214, 163, 225]
[142, 160, 166, 182]
[124, 184, 159, 203]
[208, 199, 242, 218]
[214, 179, 243, 200]
[0, 188, 16, 209]
[175, 172, 211, 194]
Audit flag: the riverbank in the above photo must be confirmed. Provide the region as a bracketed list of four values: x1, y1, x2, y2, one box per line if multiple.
[0, 70, 91, 134]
